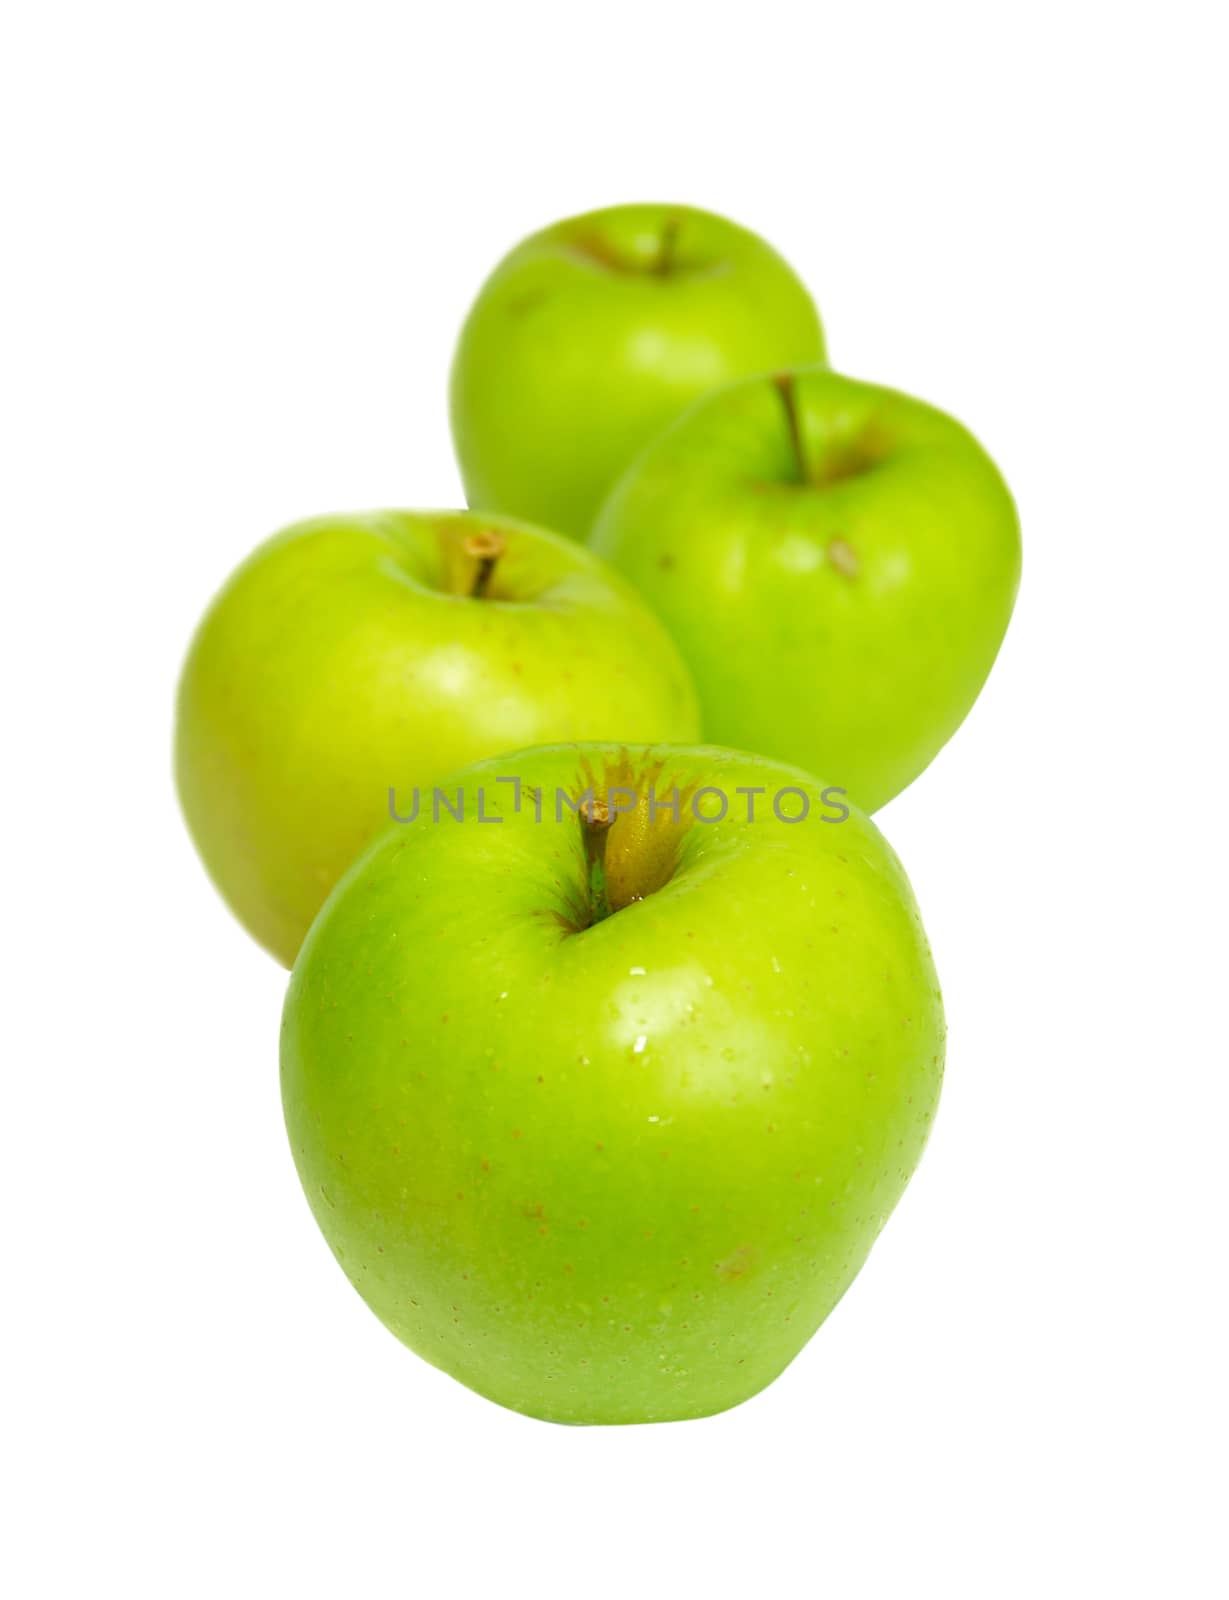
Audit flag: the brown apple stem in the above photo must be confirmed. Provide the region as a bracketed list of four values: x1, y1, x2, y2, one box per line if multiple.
[581, 796, 613, 866]
[652, 213, 682, 276]
[464, 529, 506, 598]
[774, 373, 809, 484]
[580, 797, 614, 923]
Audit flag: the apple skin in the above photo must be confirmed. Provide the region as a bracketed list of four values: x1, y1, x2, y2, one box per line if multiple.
[281, 743, 944, 1425]
[174, 512, 700, 967]
[590, 367, 1022, 813]
[450, 203, 825, 540]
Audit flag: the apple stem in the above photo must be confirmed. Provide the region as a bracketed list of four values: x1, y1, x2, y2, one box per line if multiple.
[464, 529, 506, 599]
[580, 797, 615, 924]
[773, 373, 811, 484]
[651, 213, 682, 277]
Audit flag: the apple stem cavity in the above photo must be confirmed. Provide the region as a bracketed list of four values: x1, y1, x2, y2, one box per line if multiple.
[463, 529, 506, 599]
[773, 375, 891, 492]
[575, 782, 689, 926]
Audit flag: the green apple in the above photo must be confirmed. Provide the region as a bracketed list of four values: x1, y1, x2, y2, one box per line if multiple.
[591, 367, 1021, 812]
[450, 203, 826, 539]
[281, 742, 944, 1424]
[175, 513, 700, 967]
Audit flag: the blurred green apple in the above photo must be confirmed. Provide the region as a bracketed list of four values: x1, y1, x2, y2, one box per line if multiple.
[175, 513, 699, 966]
[591, 368, 1021, 812]
[450, 203, 825, 539]
[281, 742, 944, 1424]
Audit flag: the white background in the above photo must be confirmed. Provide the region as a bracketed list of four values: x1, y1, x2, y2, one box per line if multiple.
[3, 4, 1226, 1596]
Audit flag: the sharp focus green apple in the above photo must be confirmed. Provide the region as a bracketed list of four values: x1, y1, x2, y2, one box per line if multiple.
[174, 513, 700, 966]
[281, 743, 944, 1425]
[450, 203, 826, 539]
[590, 367, 1022, 812]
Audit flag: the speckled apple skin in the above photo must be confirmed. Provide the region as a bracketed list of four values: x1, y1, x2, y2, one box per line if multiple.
[174, 511, 699, 966]
[281, 744, 944, 1425]
[591, 367, 1021, 813]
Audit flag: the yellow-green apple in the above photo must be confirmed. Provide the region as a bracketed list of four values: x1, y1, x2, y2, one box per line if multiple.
[590, 368, 1022, 812]
[174, 513, 700, 966]
[281, 742, 944, 1424]
[450, 203, 825, 539]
